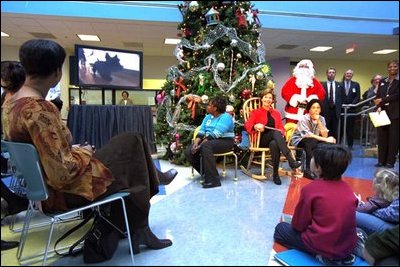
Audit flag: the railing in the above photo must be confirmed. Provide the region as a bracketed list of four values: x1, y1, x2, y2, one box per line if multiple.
[339, 96, 376, 146]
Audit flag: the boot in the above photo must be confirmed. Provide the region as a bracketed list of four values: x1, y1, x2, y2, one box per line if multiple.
[284, 151, 302, 170]
[157, 168, 178, 185]
[273, 173, 281, 185]
[132, 226, 172, 254]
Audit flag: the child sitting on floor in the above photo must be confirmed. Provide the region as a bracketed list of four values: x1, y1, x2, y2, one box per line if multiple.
[274, 143, 358, 265]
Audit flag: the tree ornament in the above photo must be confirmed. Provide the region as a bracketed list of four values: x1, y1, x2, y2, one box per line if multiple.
[201, 94, 209, 104]
[249, 73, 256, 92]
[170, 89, 175, 97]
[267, 80, 275, 90]
[217, 62, 225, 71]
[156, 91, 166, 105]
[170, 142, 180, 154]
[236, 53, 242, 59]
[256, 71, 264, 80]
[241, 88, 251, 99]
[229, 94, 236, 103]
[188, 1, 199, 12]
[205, 7, 220, 26]
[230, 39, 238, 47]
[235, 8, 247, 28]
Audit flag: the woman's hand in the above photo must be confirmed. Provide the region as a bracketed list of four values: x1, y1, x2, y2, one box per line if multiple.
[326, 136, 336, 143]
[254, 123, 265, 132]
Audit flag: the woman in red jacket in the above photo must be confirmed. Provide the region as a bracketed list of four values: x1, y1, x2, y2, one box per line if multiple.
[245, 89, 301, 185]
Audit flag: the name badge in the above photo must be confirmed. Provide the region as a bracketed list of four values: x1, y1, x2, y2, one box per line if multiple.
[352, 88, 356, 93]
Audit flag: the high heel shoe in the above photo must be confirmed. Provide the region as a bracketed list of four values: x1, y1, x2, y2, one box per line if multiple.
[132, 226, 172, 254]
[273, 174, 282, 185]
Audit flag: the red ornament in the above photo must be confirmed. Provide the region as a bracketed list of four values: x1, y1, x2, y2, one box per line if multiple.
[241, 88, 251, 99]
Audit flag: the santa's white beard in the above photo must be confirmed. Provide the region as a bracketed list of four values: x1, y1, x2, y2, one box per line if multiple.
[294, 68, 314, 89]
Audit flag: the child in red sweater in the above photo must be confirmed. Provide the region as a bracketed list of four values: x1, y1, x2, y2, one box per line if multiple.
[274, 143, 358, 265]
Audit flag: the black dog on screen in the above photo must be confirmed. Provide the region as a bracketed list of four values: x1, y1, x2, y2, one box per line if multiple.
[91, 53, 123, 81]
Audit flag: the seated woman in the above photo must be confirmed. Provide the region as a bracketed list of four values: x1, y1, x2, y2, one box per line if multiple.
[1, 39, 176, 254]
[244, 89, 301, 185]
[290, 99, 336, 179]
[356, 168, 399, 235]
[184, 95, 234, 189]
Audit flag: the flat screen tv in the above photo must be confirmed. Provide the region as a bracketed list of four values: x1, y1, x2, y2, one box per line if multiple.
[75, 44, 143, 90]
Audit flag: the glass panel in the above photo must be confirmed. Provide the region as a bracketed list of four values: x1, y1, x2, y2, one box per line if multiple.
[69, 88, 80, 105]
[104, 89, 113, 105]
[81, 89, 102, 105]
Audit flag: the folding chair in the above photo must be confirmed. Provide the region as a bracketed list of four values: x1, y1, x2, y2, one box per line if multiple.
[2, 140, 134, 266]
[190, 126, 238, 181]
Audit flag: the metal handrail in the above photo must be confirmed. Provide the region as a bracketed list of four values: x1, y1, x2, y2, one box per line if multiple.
[339, 96, 376, 146]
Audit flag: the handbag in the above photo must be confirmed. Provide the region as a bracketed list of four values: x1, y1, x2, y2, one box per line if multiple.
[54, 210, 121, 263]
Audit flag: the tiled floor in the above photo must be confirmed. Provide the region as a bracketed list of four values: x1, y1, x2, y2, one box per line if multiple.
[1, 145, 398, 266]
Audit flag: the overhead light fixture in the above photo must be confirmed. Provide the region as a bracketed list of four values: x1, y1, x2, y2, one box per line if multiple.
[346, 47, 355, 54]
[77, 34, 100, 41]
[373, 49, 397, 55]
[1, 31, 10, 37]
[309, 46, 332, 52]
[164, 38, 181, 45]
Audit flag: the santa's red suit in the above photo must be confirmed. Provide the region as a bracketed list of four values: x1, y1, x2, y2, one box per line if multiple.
[281, 77, 325, 123]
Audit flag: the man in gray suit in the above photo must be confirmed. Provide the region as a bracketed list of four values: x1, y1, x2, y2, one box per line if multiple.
[321, 67, 344, 141]
[341, 69, 360, 149]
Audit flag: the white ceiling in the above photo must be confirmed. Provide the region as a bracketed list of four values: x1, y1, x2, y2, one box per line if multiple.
[1, 12, 399, 61]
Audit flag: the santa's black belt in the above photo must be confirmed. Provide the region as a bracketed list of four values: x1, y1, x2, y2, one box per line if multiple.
[297, 102, 307, 109]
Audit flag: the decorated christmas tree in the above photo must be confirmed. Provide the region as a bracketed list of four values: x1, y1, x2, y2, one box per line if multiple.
[155, 1, 274, 165]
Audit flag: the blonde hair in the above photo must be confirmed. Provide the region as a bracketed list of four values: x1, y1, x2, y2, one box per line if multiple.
[373, 169, 399, 202]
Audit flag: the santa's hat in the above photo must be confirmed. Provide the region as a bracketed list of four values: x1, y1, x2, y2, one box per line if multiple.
[296, 59, 313, 69]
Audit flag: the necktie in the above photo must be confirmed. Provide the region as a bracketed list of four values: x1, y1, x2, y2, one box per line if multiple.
[329, 82, 334, 108]
[345, 81, 350, 95]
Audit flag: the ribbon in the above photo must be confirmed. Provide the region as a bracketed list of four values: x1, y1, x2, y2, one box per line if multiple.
[174, 77, 187, 98]
[187, 95, 201, 119]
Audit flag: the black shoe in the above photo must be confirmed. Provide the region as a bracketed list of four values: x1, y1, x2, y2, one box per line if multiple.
[303, 170, 315, 180]
[158, 169, 178, 185]
[132, 226, 172, 254]
[374, 163, 384, 167]
[1, 240, 19, 251]
[202, 181, 221, 189]
[273, 175, 282, 185]
[289, 160, 302, 170]
[385, 163, 394, 168]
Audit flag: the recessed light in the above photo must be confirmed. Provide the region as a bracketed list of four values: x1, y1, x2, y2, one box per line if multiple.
[309, 46, 332, 52]
[77, 34, 100, 41]
[164, 38, 181, 45]
[1, 32, 10, 37]
[373, 49, 397, 55]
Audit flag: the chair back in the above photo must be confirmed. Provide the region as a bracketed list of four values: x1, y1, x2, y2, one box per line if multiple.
[242, 97, 263, 149]
[2, 140, 49, 202]
[284, 122, 298, 144]
[192, 126, 201, 141]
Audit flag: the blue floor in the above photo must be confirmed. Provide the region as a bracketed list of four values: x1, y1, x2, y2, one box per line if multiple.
[1, 144, 398, 266]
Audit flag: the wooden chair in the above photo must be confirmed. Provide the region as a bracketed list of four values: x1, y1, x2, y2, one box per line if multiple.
[278, 122, 303, 178]
[240, 98, 302, 180]
[191, 126, 238, 181]
[240, 97, 272, 180]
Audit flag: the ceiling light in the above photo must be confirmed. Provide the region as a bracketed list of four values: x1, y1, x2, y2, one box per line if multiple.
[346, 47, 355, 54]
[373, 49, 397, 55]
[164, 38, 181, 45]
[1, 32, 10, 37]
[310, 46, 332, 52]
[77, 34, 100, 41]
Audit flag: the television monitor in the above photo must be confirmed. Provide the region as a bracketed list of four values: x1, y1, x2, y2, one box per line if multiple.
[75, 44, 143, 90]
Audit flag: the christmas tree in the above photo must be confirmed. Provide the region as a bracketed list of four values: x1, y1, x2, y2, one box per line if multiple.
[155, 1, 274, 165]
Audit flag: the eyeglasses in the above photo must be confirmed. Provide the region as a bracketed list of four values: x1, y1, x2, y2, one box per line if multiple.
[298, 65, 309, 68]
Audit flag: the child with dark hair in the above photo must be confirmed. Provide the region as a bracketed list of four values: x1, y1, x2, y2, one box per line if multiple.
[274, 143, 358, 265]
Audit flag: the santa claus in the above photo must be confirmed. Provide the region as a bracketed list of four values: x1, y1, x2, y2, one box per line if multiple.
[281, 59, 325, 123]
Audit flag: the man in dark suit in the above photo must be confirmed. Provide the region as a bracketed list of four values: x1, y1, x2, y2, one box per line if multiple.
[341, 69, 360, 149]
[321, 67, 344, 141]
